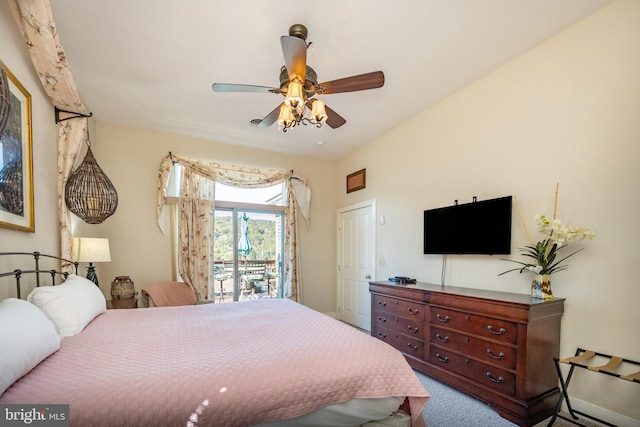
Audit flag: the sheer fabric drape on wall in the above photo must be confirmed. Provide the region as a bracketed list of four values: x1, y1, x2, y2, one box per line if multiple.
[157, 153, 311, 302]
[57, 120, 87, 265]
[8, 0, 90, 267]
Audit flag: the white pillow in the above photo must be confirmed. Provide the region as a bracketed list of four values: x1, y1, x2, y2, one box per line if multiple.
[27, 274, 106, 338]
[0, 298, 61, 396]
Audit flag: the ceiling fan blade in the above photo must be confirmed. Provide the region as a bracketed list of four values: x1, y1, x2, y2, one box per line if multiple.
[317, 71, 384, 95]
[281, 36, 307, 82]
[252, 103, 283, 128]
[324, 104, 347, 129]
[212, 83, 278, 94]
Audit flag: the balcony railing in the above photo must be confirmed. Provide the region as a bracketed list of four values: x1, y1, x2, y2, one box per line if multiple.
[213, 259, 279, 302]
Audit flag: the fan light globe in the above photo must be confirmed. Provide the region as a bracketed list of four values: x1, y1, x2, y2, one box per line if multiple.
[277, 105, 295, 131]
[309, 99, 327, 125]
[284, 79, 306, 118]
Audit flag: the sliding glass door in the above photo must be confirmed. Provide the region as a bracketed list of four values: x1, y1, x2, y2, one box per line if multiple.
[213, 208, 284, 302]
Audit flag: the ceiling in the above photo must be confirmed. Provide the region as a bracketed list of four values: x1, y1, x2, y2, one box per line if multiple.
[49, 1, 611, 160]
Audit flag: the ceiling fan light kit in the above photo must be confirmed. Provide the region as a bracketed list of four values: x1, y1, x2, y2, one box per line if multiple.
[212, 24, 384, 133]
[278, 80, 328, 132]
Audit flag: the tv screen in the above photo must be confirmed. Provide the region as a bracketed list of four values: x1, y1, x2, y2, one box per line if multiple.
[423, 196, 512, 255]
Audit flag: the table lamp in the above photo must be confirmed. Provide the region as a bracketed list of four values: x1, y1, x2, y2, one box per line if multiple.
[71, 237, 111, 286]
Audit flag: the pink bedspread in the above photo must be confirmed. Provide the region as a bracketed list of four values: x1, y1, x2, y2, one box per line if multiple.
[1, 299, 429, 426]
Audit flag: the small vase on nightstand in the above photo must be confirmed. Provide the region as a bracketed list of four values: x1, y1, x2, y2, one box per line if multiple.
[111, 276, 136, 300]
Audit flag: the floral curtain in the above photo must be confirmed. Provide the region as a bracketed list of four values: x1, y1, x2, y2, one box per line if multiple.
[8, 0, 90, 267]
[157, 153, 310, 302]
[56, 120, 86, 265]
[177, 167, 214, 300]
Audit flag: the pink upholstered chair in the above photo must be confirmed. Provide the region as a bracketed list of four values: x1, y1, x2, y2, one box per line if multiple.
[141, 281, 197, 307]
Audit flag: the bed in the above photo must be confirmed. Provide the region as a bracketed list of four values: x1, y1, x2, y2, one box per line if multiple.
[0, 253, 429, 427]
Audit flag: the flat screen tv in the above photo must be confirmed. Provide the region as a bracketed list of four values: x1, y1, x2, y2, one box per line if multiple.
[423, 196, 512, 255]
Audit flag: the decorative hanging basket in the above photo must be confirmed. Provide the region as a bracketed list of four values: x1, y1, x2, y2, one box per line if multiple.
[65, 146, 118, 224]
[0, 159, 23, 215]
[0, 64, 10, 136]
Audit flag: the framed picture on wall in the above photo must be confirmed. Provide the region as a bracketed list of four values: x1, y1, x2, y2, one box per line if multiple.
[0, 62, 34, 232]
[346, 168, 366, 193]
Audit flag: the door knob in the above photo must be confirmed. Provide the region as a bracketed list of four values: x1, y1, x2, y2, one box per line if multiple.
[365, 274, 371, 279]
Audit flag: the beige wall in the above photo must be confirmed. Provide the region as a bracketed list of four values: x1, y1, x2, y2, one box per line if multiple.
[337, 0, 639, 422]
[0, 2, 60, 293]
[71, 122, 338, 313]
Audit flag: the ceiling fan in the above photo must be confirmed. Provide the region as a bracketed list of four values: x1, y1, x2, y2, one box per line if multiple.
[211, 24, 385, 132]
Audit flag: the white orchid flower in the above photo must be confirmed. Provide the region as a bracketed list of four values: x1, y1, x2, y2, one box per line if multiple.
[526, 265, 543, 273]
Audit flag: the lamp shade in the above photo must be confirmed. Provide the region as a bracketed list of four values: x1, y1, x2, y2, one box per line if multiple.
[72, 237, 111, 263]
[284, 79, 305, 118]
[284, 79, 304, 107]
[309, 99, 328, 125]
[65, 146, 118, 224]
[277, 104, 294, 130]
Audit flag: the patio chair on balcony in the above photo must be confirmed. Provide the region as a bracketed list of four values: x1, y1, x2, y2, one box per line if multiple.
[264, 269, 278, 297]
[240, 272, 265, 299]
[214, 264, 232, 302]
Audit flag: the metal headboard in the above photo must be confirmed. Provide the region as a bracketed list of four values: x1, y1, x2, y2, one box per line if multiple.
[0, 251, 79, 299]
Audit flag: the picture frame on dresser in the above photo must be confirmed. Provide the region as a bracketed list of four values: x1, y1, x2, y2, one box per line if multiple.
[0, 62, 34, 232]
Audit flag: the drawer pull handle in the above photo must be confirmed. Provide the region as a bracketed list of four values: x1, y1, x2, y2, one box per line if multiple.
[377, 316, 387, 323]
[435, 333, 449, 343]
[486, 372, 505, 384]
[487, 349, 505, 360]
[408, 325, 419, 334]
[435, 353, 449, 363]
[436, 314, 450, 323]
[378, 301, 387, 307]
[487, 325, 506, 335]
[377, 331, 387, 339]
[407, 343, 419, 351]
[407, 307, 419, 315]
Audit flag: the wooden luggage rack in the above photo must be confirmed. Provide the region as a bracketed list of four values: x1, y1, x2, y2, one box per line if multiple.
[548, 347, 640, 426]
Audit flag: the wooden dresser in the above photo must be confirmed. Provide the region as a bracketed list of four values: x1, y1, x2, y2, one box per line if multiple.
[370, 281, 565, 427]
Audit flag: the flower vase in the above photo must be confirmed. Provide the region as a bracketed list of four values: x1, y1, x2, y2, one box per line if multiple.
[532, 274, 553, 300]
[111, 276, 136, 300]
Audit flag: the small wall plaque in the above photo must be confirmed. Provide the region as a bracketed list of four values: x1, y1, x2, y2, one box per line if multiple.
[346, 168, 366, 193]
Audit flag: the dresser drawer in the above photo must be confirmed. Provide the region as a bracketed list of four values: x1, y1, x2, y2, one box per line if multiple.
[429, 307, 517, 345]
[373, 312, 423, 337]
[373, 325, 424, 358]
[428, 346, 516, 396]
[370, 281, 565, 426]
[373, 295, 425, 321]
[430, 326, 516, 370]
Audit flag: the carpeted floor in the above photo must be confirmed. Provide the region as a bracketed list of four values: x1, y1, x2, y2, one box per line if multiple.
[345, 324, 602, 426]
[415, 370, 602, 427]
